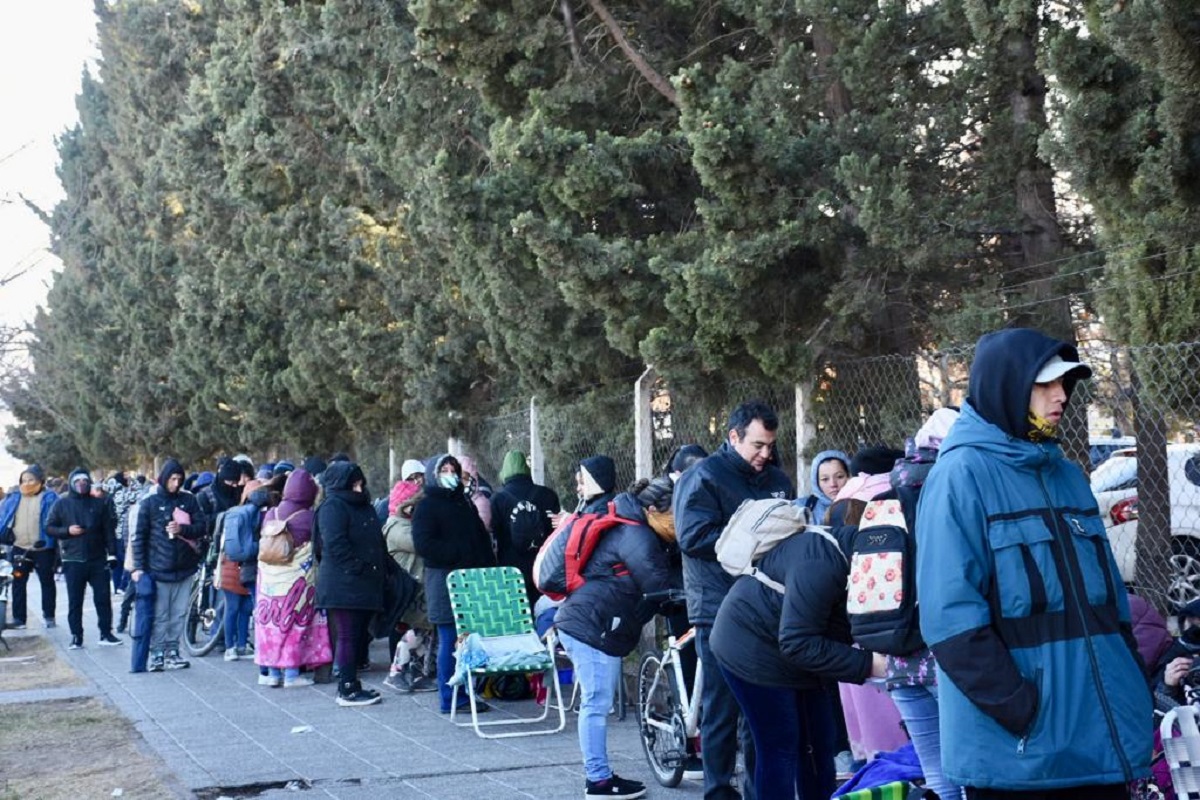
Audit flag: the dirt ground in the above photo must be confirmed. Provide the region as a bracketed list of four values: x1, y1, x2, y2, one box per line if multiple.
[0, 635, 183, 799]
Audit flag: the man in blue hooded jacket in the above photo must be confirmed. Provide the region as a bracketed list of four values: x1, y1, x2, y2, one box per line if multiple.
[916, 328, 1150, 799]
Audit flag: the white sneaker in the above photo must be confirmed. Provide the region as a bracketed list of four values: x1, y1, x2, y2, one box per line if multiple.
[284, 674, 315, 688]
[258, 673, 283, 687]
[224, 648, 239, 662]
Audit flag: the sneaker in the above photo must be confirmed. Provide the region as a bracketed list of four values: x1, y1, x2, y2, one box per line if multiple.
[148, 652, 165, 672]
[224, 648, 240, 662]
[284, 674, 314, 688]
[9, 622, 26, 630]
[238, 644, 254, 657]
[382, 673, 411, 692]
[99, 633, 124, 647]
[337, 681, 382, 707]
[408, 674, 437, 693]
[834, 750, 856, 780]
[68, 636, 84, 650]
[44, 619, 55, 629]
[164, 652, 190, 670]
[584, 774, 646, 799]
[682, 756, 704, 781]
[442, 700, 491, 714]
[259, 674, 283, 687]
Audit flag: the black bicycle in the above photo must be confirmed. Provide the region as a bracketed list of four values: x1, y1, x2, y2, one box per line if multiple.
[183, 552, 225, 656]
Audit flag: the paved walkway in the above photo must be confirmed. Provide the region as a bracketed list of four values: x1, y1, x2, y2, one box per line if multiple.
[17, 575, 708, 799]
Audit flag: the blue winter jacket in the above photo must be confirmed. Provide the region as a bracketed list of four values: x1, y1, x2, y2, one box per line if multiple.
[0, 489, 58, 550]
[916, 329, 1150, 790]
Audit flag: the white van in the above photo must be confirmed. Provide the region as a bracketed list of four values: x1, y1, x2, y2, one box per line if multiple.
[1091, 443, 1200, 605]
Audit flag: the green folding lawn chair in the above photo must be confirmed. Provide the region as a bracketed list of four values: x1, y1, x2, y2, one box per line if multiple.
[446, 566, 566, 738]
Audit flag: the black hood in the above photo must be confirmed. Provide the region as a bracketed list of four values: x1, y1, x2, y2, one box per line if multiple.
[323, 461, 366, 493]
[158, 458, 186, 494]
[967, 328, 1085, 440]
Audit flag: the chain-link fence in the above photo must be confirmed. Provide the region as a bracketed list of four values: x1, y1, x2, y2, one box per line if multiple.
[352, 340, 1200, 616]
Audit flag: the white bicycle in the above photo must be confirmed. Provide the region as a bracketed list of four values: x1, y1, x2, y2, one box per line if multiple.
[636, 589, 702, 788]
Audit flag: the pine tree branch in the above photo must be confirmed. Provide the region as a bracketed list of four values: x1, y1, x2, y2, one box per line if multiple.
[561, 0, 583, 66]
[582, 0, 677, 107]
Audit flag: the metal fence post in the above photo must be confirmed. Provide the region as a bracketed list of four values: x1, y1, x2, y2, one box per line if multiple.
[635, 365, 656, 480]
[529, 396, 545, 484]
[795, 381, 816, 490]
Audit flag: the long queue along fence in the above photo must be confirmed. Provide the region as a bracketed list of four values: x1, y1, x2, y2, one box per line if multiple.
[367, 340, 1200, 616]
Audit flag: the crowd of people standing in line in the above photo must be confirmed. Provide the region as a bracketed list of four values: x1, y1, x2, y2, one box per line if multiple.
[1, 326, 1184, 800]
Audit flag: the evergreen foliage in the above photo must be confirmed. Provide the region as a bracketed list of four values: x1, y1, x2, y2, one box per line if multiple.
[5, 0, 1196, 467]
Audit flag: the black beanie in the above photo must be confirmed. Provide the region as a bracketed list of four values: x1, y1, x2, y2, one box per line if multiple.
[668, 444, 708, 475]
[217, 459, 242, 484]
[850, 446, 905, 477]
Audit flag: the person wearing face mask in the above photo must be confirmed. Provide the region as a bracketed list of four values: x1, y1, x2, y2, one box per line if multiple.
[1155, 599, 1200, 708]
[0, 464, 60, 629]
[411, 453, 496, 714]
[916, 329, 1150, 799]
[46, 469, 121, 649]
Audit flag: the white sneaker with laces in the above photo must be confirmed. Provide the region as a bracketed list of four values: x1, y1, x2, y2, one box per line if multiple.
[224, 648, 239, 662]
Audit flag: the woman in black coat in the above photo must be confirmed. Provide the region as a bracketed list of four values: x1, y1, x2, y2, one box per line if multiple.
[710, 524, 887, 799]
[315, 461, 387, 707]
[411, 453, 495, 713]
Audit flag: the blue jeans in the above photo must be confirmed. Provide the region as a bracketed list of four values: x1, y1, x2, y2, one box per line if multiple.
[889, 684, 962, 800]
[697, 625, 755, 800]
[222, 590, 253, 650]
[720, 666, 835, 800]
[558, 630, 621, 782]
[437, 623, 459, 712]
[268, 667, 301, 682]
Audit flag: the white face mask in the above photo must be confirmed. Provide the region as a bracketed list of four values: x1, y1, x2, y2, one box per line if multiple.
[439, 473, 460, 490]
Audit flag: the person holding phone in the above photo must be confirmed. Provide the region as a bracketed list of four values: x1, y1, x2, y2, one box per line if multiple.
[130, 459, 205, 672]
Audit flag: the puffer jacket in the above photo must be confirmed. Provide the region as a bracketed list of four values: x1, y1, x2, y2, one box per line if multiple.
[412, 454, 495, 625]
[673, 443, 793, 625]
[553, 493, 671, 657]
[314, 462, 387, 612]
[0, 480, 58, 551]
[710, 524, 870, 689]
[132, 460, 206, 582]
[916, 329, 1151, 790]
[46, 469, 118, 562]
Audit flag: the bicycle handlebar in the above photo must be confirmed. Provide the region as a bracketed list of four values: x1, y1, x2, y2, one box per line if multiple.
[643, 588, 687, 605]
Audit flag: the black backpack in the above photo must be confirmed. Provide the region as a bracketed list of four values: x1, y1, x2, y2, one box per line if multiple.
[509, 498, 550, 553]
[846, 498, 924, 656]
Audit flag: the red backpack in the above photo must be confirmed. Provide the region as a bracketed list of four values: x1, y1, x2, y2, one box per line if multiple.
[533, 502, 640, 601]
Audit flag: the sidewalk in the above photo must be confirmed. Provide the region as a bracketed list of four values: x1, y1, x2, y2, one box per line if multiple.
[20, 575, 706, 799]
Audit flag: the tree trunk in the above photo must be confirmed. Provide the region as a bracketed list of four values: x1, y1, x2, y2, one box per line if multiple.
[1130, 362, 1172, 612]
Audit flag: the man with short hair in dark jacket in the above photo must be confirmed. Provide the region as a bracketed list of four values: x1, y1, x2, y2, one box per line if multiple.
[672, 400, 793, 800]
[131, 459, 206, 672]
[491, 449, 561, 605]
[47, 469, 121, 649]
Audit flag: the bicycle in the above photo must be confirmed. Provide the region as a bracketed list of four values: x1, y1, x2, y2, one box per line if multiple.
[637, 589, 702, 788]
[183, 547, 225, 656]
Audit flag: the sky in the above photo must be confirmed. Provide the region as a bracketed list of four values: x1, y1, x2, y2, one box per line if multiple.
[0, 1, 99, 478]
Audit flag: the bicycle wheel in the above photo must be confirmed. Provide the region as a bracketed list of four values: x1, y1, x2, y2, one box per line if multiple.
[183, 579, 225, 656]
[638, 652, 686, 788]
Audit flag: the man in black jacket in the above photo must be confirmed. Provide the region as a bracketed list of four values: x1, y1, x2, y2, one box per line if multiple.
[673, 400, 794, 800]
[491, 449, 561, 605]
[130, 459, 205, 672]
[47, 469, 121, 649]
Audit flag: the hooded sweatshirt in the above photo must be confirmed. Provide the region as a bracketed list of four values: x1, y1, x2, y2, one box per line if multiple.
[801, 449, 851, 523]
[46, 468, 117, 562]
[915, 328, 1150, 789]
[132, 458, 205, 581]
